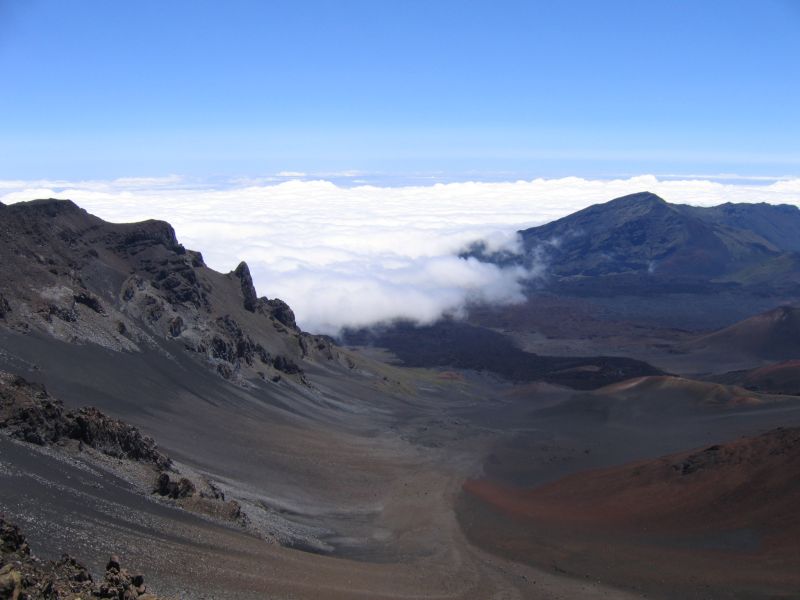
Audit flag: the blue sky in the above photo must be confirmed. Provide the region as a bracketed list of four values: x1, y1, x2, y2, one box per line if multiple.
[1, 0, 799, 181]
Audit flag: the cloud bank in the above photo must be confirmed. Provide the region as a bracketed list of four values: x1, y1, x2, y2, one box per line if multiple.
[2, 174, 799, 334]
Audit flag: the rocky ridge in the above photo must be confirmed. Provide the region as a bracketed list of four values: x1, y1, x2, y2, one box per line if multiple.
[0, 199, 348, 385]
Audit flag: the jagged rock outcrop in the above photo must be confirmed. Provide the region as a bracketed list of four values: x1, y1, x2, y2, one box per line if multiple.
[263, 298, 297, 329]
[0, 520, 28, 555]
[0, 372, 170, 469]
[0, 294, 10, 320]
[0, 372, 248, 529]
[0, 517, 162, 599]
[233, 261, 259, 312]
[154, 472, 196, 499]
[152, 473, 247, 524]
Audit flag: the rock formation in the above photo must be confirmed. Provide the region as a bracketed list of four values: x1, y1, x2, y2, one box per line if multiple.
[0, 199, 347, 385]
[0, 372, 169, 468]
[0, 517, 161, 600]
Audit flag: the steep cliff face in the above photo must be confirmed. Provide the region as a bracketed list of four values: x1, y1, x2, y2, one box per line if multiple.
[0, 199, 348, 384]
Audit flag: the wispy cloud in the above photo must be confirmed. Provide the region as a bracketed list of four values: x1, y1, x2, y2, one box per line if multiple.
[2, 175, 799, 333]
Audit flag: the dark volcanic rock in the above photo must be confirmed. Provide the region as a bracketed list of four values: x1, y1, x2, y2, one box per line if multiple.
[112, 220, 183, 255]
[71, 406, 169, 466]
[145, 257, 207, 308]
[0, 295, 10, 319]
[233, 261, 259, 312]
[73, 292, 104, 314]
[0, 372, 170, 469]
[0, 520, 29, 556]
[0, 517, 162, 599]
[154, 472, 196, 499]
[152, 474, 247, 526]
[273, 355, 302, 375]
[264, 298, 297, 329]
[168, 315, 183, 337]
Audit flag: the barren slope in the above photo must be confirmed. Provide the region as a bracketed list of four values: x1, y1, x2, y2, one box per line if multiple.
[460, 427, 800, 599]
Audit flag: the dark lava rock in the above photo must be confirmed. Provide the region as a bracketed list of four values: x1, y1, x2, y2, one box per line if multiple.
[0, 295, 10, 319]
[264, 298, 297, 329]
[148, 259, 206, 308]
[154, 472, 196, 499]
[0, 520, 29, 556]
[42, 303, 78, 323]
[1, 518, 162, 598]
[114, 220, 183, 255]
[72, 406, 169, 467]
[168, 315, 184, 337]
[211, 315, 276, 370]
[106, 555, 121, 572]
[0, 372, 171, 469]
[73, 291, 104, 314]
[273, 355, 302, 375]
[299, 333, 335, 360]
[234, 261, 259, 312]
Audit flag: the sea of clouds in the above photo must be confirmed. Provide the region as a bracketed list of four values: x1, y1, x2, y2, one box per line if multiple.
[2, 174, 799, 334]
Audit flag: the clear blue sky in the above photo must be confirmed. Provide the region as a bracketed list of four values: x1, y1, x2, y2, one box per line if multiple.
[1, 0, 799, 181]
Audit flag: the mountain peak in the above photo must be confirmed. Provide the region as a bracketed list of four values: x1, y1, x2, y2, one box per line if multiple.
[9, 198, 85, 217]
[609, 191, 666, 205]
[517, 194, 800, 284]
[602, 192, 669, 213]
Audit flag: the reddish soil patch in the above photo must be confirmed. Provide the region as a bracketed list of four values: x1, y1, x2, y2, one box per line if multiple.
[436, 371, 463, 380]
[460, 428, 800, 599]
[691, 305, 800, 360]
[743, 360, 800, 395]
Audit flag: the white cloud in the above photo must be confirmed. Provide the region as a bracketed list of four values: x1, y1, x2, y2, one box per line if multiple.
[2, 174, 800, 334]
[111, 175, 184, 188]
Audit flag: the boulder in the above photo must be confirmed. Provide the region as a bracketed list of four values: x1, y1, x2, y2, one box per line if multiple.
[154, 472, 196, 499]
